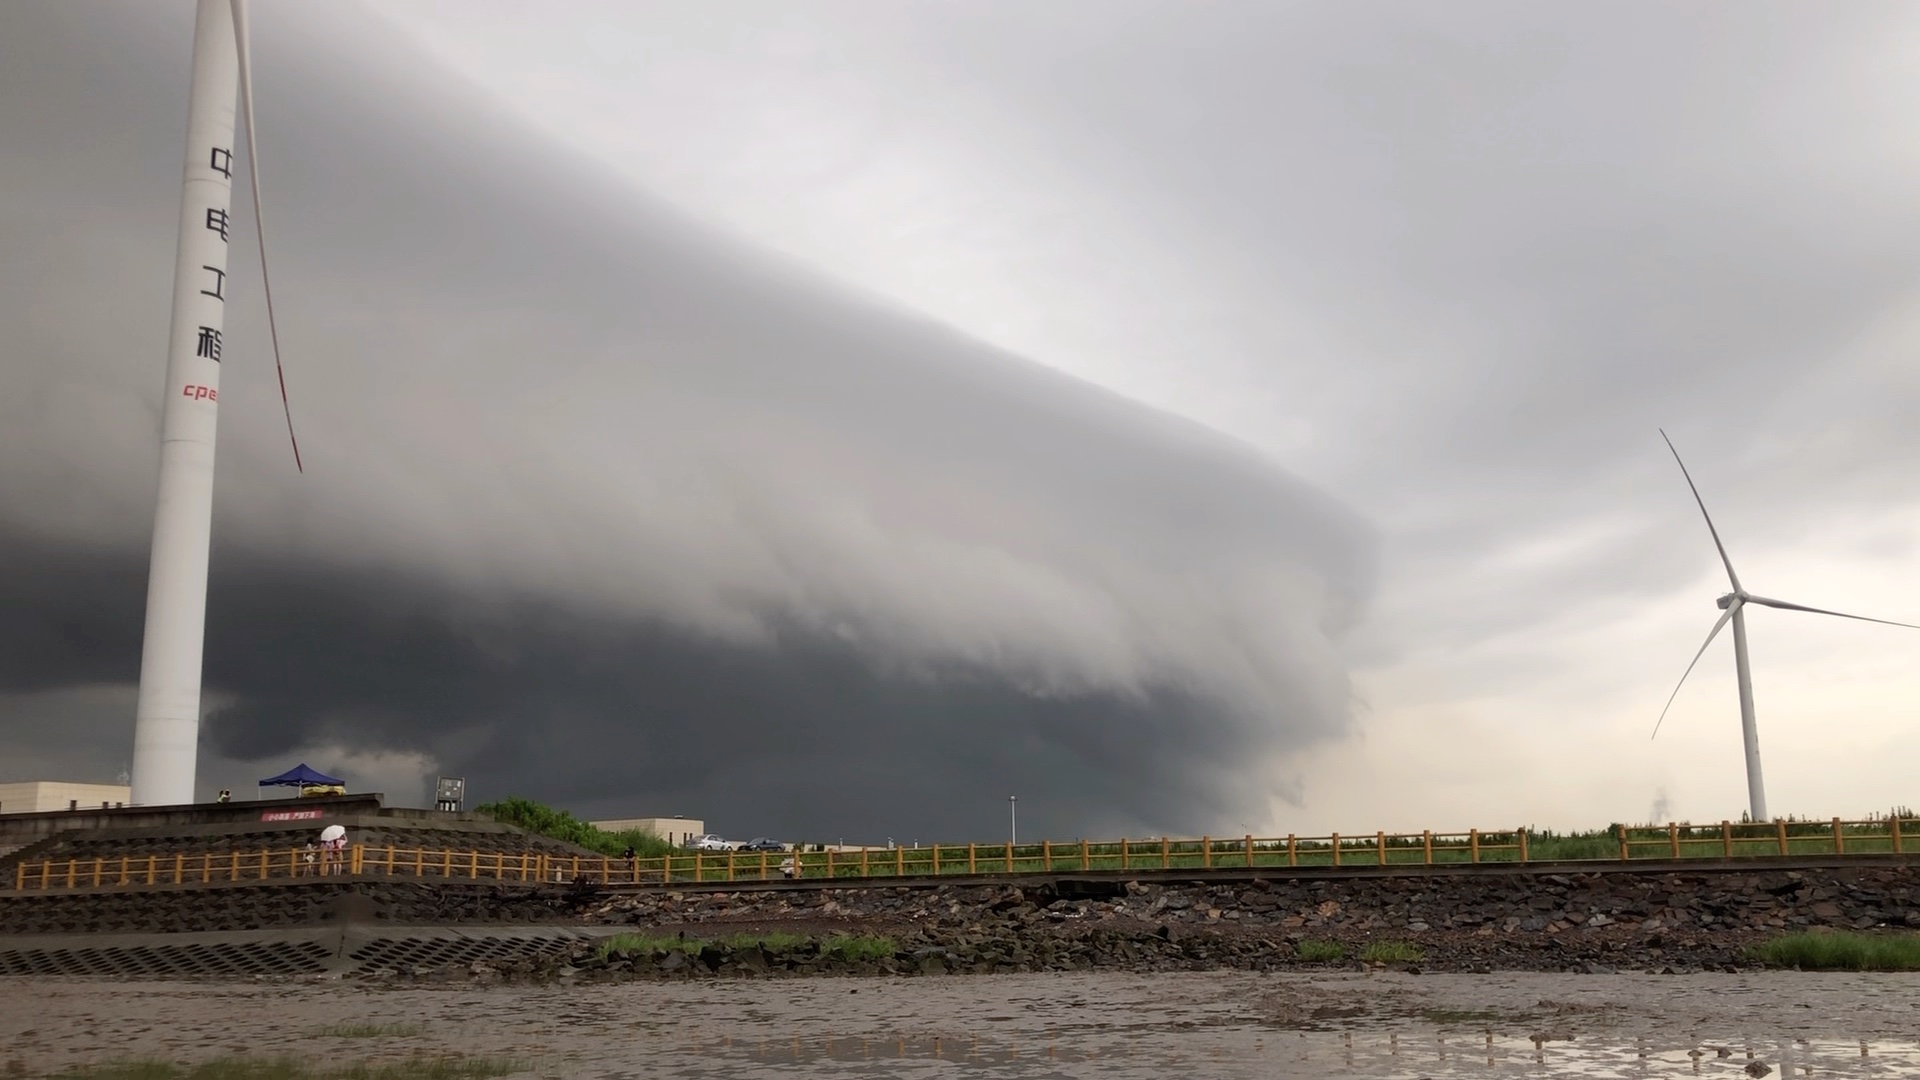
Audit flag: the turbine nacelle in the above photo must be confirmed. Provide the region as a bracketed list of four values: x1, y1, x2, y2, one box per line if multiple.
[1715, 592, 1740, 611]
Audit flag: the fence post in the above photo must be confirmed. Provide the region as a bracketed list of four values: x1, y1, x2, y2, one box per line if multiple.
[1377, 831, 1387, 866]
[968, 843, 977, 874]
[1617, 824, 1629, 861]
[13, 863, 21, 890]
[1721, 821, 1732, 858]
[1893, 815, 1904, 855]
[1161, 837, 1170, 870]
[121, 855, 131, 886]
[93, 857, 103, 888]
[1775, 818, 1787, 855]
[1517, 828, 1528, 864]
[1667, 822, 1679, 859]
[1332, 832, 1341, 867]
[932, 844, 941, 876]
[861, 846, 870, 877]
[896, 846, 905, 878]
[385, 845, 395, 876]
[1832, 817, 1845, 855]
[1468, 829, 1478, 864]
[1120, 839, 1128, 872]
[1043, 840, 1052, 872]
[1006, 842, 1014, 874]
[1287, 834, 1297, 867]
[1202, 836, 1211, 869]
[1423, 831, 1432, 864]
[351, 845, 365, 875]
[172, 853, 184, 885]
[1245, 834, 1253, 868]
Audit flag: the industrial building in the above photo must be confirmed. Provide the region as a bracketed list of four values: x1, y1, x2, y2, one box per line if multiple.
[0, 781, 132, 815]
[588, 815, 704, 846]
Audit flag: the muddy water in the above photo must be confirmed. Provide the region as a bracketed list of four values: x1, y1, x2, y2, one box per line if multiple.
[4, 971, 1919, 1078]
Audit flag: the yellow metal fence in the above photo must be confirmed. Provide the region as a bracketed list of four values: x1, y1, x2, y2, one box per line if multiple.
[8, 816, 1914, 892]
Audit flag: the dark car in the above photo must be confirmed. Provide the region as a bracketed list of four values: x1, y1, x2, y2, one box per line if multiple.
[738, 837, 784, 852]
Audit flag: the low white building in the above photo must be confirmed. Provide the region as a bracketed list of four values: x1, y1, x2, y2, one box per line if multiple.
[589, 815, 704, 847]
[0, 781, 132, 815]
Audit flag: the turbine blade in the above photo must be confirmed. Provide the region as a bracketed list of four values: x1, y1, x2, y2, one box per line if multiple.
[1660, 429, 1738, 592]
[1743, 594, 1920, 631]
[230, 0, 304, 474]
[1653, 601, 1738, 739]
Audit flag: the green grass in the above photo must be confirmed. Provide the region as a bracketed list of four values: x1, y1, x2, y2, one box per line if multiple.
[1360, 940, 1425, 963]
[473, 796, 674, 859]
[304, 1024, 424, 1039]
[596, 931, 897, 962]
[50, 1056, 519, 1080]
[1295, 940, 1346, 962]
[1745, 932, 1920, 972]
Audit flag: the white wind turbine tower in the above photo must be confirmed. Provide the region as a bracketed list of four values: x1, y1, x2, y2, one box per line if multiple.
[1652, 430, 1920, 823]
[130, 0, 301, 806]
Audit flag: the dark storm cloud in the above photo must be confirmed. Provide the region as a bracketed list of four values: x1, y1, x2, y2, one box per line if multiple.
[0, 3, 1373, 833]
[0, 528, 1267, 838]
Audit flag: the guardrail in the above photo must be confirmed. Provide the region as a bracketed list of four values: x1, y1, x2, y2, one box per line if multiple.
[8, 816, 1915, 892]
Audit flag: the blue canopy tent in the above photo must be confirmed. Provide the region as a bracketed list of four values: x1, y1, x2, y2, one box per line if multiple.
[257, 763, 346, 798]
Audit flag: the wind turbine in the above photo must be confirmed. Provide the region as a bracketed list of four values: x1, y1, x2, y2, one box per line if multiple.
[1653, 430, 1920, 823]
[129, 0, 301, 805]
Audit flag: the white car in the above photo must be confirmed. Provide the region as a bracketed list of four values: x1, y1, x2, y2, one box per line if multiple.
[686, 833, 732, 851]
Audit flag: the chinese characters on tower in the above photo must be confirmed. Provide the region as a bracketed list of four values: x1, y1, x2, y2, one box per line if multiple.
[196, 145, 232, 366]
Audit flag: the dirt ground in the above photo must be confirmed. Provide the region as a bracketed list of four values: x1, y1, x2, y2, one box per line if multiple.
[4, 970, 1919, 1078]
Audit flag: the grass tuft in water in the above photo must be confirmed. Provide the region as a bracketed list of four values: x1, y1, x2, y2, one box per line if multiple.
[51, 1057, 518, 1080]
[1295, 939, 1346, 962]
[595, 931, 896, 962]
[1360, 940, 1425, 963]
[306, 1024, 424, 1039]
[1745, 931, 1920, 971]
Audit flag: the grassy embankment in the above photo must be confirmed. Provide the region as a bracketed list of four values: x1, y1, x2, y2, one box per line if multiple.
[1294, 940, 1425, 963]
[594, 930, 897, 962]
[1745, 932, 1920, 972]
[485, 797, 1918, 883]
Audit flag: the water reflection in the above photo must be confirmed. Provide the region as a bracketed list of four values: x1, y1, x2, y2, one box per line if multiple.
[627, 1027, 1920, 1078]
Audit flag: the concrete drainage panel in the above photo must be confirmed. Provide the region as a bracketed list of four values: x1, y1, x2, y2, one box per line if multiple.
[0, 938, 335, 977]
[0, 925, 609, 978]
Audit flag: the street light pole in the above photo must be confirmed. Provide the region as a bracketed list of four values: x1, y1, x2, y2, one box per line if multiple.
[1010, 795, 1017, 846]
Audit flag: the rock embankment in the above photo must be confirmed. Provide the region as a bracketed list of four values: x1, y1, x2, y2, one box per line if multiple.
[597, 865, 1920, 939]
[464, 865, 1917, 981]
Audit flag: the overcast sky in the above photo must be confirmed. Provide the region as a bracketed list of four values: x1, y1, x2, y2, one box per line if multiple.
[3, 1, 1917, 840]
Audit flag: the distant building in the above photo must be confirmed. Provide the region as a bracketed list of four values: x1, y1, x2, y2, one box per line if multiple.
[589, 815, 704, 846]
[0, 781, 132, 815]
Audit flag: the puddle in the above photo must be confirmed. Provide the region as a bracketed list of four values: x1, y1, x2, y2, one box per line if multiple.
[3, 970, 1917, 1078]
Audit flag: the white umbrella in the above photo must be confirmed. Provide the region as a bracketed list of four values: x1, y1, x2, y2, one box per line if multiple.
[319, 824, 346, 842]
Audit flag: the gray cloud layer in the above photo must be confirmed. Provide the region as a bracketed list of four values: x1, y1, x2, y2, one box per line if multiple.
[0, 3, 1373, 837]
